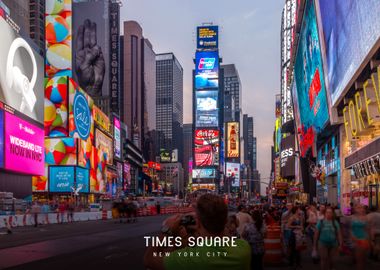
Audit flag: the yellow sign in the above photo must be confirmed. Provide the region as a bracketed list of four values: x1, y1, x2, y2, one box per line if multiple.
[227, 122, 239, 158]
[92, 105, 111, 133]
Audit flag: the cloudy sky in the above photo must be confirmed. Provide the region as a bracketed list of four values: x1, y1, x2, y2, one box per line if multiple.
[121, 0, 284, 193]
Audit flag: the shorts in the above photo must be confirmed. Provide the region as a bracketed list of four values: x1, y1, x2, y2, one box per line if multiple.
[355, 239, 370, 250]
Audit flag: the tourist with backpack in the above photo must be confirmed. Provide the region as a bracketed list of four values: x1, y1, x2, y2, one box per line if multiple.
[242, 210, 266, 270]
[313, 206, 342, 270]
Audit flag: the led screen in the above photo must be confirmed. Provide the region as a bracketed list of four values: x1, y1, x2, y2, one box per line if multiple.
[192, 168, 216, 179]
[197, 25, 218, 50]
[226, 122, 239, 158]
[49, 166, 75, 192]
[194, 129, 219, 167]
[316, 0, 380, 106]
[114, 116, 121, 159]
[195, 90, 218, 127]
[76, 166, 89, 193]
[195, 51, 219, 89]
[95, 128, 113, 166]
[226, 163, 240, 187]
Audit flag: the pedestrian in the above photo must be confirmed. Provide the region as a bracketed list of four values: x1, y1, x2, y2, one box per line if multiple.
[351, 204, 370, 270]
[242, 210, 266, 270]
[281, 202, 293, 257]
[236, 205, 253, 237]
[41, 203, 50, 225]
[306, 204, 318, 244]
[287, 206, 304, 269]
[313, 206, 342, 270]
[3, 218, 12, 234]
[31, 201, 41, 227]
[68, 201, 75, 223]
[58, 201, 66, 224]
[368, 207, 380, 261]
[318, 204, 326, 221]
[225, 214, 239, 237]
[155, 200, 161, 215]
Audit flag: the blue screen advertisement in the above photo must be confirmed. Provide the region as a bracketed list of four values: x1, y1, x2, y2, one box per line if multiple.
[49, 166, 75, 192]
[197, 25, 218, 50]
[195, 51, 219, 89]
[316, 0, 380, 106]
[294, 0, 329, 135]
[76, 167, 89, 193]
[196, 90, 219, 127]
[0, 108, 3, 168]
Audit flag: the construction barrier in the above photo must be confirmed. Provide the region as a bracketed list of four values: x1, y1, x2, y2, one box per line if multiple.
[264, 224, 283, 265]
[135, 206, 193, 217]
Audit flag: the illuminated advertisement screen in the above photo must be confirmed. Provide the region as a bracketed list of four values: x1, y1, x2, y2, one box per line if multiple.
[95, 128, 113, 166]
[76, 167, 89, 193]
[0, 108, 3, 168]
[226, 122, 239, 158]
[196, 90, 218, 127]
[195, 51, 219, 89]
[194, 129, 219, 167]
[45, 137, 77, 166]
[197, 25, 218, 50]
[0, 18, 44, 123]
[316, 0, 380, 106]
[114, 116, 121, 159]
[226, 163, 240, 187]
[49, 166, 74, 192]
[192, 168, 216, 179]
[5, 111, 44, 175]
[294, 0, 329, 153]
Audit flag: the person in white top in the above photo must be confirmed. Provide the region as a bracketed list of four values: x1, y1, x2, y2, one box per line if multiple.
[236, 205, 253, 236]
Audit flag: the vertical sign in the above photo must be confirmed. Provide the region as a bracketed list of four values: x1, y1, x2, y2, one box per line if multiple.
[114, 116, 121, 159]
[109, 2, 120, 113]
[226, 122, 239, 158]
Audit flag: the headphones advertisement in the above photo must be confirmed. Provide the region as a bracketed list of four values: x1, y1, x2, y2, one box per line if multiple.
[0, 17, 44, 124]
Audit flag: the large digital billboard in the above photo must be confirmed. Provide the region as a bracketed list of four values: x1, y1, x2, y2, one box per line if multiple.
[49, 166, 75, 193]
[316, 0, 380, 106]
[76, 166, 89, 193]
[192, 168, 216, 179]
[294, 0, 329, 156]
[194, 129, 219, 167]
[0, 18, 44, 123]
[95, 128, 113, 166]
[196, 90, 218, 127]
[280, 135, 296, 178]
[195, 51, 219, 89]
[197, 26, 218, 50]
[45, 137, 77, 166]
[226, 163, 240, 187]
[4, 111, 44, 175]
[114, 116, 121, 159]
[226, 122, 239, 158]
[73, 0, 109, 98]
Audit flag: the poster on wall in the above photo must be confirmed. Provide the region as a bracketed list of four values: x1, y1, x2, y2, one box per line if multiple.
[316, 0, 380, 106]
[95, 128, 113, 166]
[226, 163, 240, 187]
[195, 90, 218, 127]
[4, 111, 44, 175]
[114, 116, 121, 159]
[226, 122, 239, 158]
[197, 25, 218, 50]
[294, 0, 329, 156]
[195, 51, 219, 89]
[72, 0, 109, 98]
[49, 166, 74, 192]
[194, 129, 219, 167]
[0, 17, 44, 124]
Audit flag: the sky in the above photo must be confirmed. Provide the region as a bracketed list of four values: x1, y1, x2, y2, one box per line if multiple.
[121, 0, 284, 194]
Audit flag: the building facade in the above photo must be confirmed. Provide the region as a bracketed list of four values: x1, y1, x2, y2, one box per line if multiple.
[222, 64, 242, 122]
[183, 123, 193, 186]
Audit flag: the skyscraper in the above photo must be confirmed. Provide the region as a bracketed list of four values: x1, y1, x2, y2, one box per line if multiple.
[222, 64, 242, 122]
[156, 53, 184, 163]
[183, 123, 193, 185]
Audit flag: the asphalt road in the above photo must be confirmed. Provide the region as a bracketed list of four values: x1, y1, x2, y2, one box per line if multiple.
[1, 216, 380, 270]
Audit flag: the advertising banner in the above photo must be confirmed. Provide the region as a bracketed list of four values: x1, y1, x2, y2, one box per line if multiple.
[160, 149, 171, 163]
[195, 90, 218, 127]
[195, 51, 219, 89]
[226, 163, 240, 187]
[72, 91, 91, 140]
[45, 137, 77, 166]
[93, 105, 111, 133]
[294, 0, 329, 156]
[109, 2, 120, 113]
[192, 168, 216, 179]
[197, 25, 218, 50]
[73, 0, 109, 98]
[280, 135, 295, 178]
[114, 116, 121, 159]
[226, 122, 239, 158]
[0, 17, 44, 123]
[316, 0, 380, 106]
[49, 166, 75, 192]
[123, 162, 131, 189]
[194, 129, 219, 167]
[0, 108, 3, 168]
[76, 166, 89, 193]
[95, 128, 113, 166]
[5, 111, 44, 175]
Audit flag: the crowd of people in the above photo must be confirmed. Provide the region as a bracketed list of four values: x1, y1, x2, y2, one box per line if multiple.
[144, 194, 380, 270]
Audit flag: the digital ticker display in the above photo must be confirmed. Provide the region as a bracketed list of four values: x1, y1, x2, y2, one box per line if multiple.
[197, 25, 218, 50]
[196, 91, 218, 127]
[195, 51, 219, 89]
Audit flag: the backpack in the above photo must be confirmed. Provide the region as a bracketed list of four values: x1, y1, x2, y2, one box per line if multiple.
[318, 219, 338, 241]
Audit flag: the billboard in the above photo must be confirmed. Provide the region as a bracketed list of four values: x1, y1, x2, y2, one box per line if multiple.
[49, 166, 74, 192]
[72, 1, 109, 98]
[294, 0, 329, 155]
[316, 0, 380, 106]
[195, 90, 218, 127]
[0, 18, 44, 123]
[194, 129, 219, 167]
[76, 167, 89, 193]
[114, 116, 121, 159]
[226, 122, 239, 158]
[226, 163, 240, 187]
[197, 25, 218, 50]
[4, 111, 44, 175]
[192, 168, 216, 179]
[95, 128, 113, 166]
[195, 51, 219, 89]
[45, 137, 77, 166]
[280, 135, 296, 178]
[160, 149, 171, 163]
[0, 108, 3, 168]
